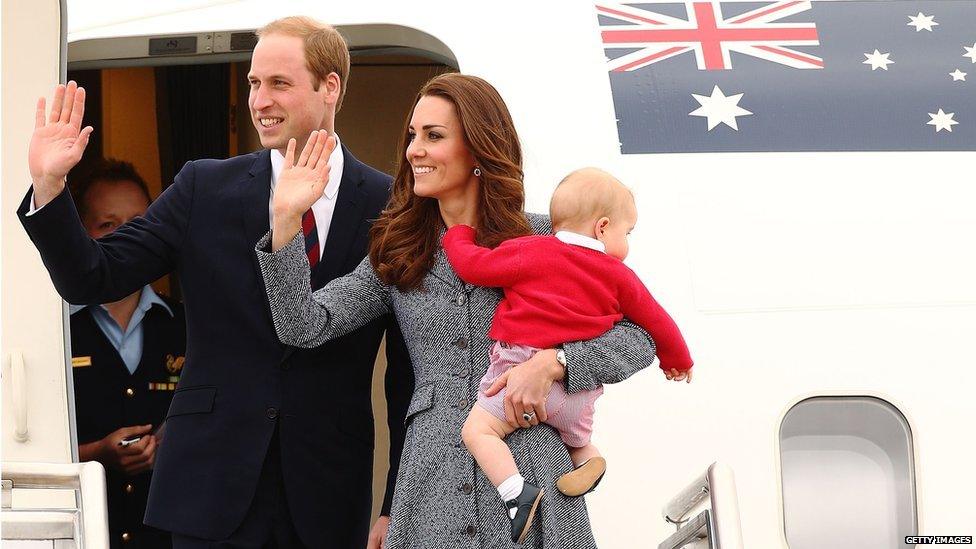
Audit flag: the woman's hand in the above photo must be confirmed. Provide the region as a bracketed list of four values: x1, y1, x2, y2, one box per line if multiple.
[485, 348, 564, 429]
[271, 130, 335, 251]
[366, 515, 390, 549]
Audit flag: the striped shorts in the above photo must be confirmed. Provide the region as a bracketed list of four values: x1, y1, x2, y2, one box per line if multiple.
[476, 341, 603, 448]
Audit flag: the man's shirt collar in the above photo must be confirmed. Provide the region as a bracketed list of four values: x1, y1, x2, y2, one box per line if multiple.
[69, 285, 173, 318]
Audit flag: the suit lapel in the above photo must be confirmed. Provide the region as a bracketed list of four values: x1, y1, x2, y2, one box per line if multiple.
[239, 150, 276, 323]
[311, 145, 368, 288]
[240, 149, 273, 252]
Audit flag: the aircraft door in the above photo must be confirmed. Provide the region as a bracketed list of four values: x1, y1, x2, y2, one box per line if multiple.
[2, 0, 77, 467]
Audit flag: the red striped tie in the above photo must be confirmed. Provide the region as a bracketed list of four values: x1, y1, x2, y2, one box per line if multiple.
[301, 208, 320, 272]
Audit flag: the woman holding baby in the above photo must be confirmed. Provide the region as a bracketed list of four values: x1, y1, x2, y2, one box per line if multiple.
[257, 73, 669, 548]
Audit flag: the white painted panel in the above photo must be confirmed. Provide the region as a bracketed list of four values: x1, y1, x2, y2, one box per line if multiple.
[2, 0, 74, 466]
[680, 155, 976, 312]
[3, 541, 56, 549]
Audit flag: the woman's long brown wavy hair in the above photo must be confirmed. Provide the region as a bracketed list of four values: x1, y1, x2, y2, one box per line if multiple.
[368, 74, 534, 292]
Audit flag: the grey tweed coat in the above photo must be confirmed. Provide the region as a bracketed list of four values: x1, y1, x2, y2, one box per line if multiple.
[256, 213, 656, 549]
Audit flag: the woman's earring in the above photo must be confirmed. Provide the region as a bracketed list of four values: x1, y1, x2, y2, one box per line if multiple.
[473, 167, 482, 177]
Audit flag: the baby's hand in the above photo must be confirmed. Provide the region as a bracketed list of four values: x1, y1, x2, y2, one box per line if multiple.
[664, 367, 693, 383]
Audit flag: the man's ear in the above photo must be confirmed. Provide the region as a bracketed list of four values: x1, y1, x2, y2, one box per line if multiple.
[322, 72, 341, 105]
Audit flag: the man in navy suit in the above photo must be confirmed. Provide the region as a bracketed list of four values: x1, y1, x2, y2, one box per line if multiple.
[20, 16, 412, 549]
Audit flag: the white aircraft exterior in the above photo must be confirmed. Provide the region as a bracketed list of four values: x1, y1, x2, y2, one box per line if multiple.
[3, 1, 974, 548]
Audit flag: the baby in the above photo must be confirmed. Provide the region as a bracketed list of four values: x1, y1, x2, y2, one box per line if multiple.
[442, 167, 693, 543]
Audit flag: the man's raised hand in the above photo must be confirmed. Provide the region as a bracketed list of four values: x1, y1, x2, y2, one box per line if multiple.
[270, 130, 336, 251]
[29, 81, 94, 207]
[273, 130, 335, 219]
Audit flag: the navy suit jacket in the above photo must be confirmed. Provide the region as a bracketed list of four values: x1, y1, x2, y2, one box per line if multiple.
[18, 147, 414, 546]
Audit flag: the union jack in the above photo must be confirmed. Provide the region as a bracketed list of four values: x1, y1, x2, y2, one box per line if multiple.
[598, 1, 824, 71]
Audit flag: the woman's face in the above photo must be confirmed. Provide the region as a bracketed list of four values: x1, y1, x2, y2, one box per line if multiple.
[406, 95, 479, 200]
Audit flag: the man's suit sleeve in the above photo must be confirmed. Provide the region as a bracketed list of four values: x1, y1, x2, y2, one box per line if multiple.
[381, 316, 413, 516]
[17, 162, 195, 304]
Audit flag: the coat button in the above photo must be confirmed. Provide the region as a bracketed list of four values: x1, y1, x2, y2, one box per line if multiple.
[456, 293, 466, 306]
[455, 337, 468, 349]
[266, 407, 278, 420]
[460, 482, 473, 494]
[121, 532, 131, 542]
[124, 388, 135, 398]
[458, 369, 469, 378]
[124, 483, 134, 495]
[466, 524, 476, 536]
[457, 399, 467, 409]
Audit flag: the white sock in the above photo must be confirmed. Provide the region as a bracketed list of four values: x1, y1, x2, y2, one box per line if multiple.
[498, 474, 525, 519]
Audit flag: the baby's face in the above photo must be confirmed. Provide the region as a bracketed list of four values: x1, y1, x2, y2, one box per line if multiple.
[599, 200, 638, 261]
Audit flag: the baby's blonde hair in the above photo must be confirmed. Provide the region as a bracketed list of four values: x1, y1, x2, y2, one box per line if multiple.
[549, 167, 634, 232]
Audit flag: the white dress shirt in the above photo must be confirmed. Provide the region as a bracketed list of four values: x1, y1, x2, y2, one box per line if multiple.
[269, 134, 344, 261]
[554, 230, 607, 254]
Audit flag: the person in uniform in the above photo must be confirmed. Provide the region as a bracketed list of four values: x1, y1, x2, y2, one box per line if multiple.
[69, 159, 186, 549]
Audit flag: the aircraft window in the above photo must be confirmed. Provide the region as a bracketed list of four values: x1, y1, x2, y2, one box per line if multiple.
[779, 396, 918, 549]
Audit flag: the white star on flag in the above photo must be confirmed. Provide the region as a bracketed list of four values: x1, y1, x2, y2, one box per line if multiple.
[949, 69, 967, 81]
[907, 12, 938, 32]
[964, 43, 976, 64]
[927, 109, 958, 132]
[689, 86, 753, 131]
[863, 49, 894, 70]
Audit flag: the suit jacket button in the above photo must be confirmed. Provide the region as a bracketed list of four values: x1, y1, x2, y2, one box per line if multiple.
[124, 483, 134, 495]
[280, 361, 291, 371]
[121, 532, 131, 543]
[466, 524, 476, 536]
[124, 388, 135, 398]
[266, 407, 278, 420]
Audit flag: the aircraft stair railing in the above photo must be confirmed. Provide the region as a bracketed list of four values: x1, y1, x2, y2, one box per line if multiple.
[1, 461, 110, 549]
[658, 462, 744, 549]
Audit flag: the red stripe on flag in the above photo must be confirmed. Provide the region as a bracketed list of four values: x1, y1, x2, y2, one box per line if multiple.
[693, 2, 726, 70]
[601, 26, 819, 44]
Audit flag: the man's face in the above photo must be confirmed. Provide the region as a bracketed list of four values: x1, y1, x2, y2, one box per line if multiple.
[81, 180, 150, 239]
[248, 34, 331, 153]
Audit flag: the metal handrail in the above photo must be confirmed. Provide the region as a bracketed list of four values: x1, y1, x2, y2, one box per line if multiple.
[2, 461, 110, 549]
[659, 462, 744, 549]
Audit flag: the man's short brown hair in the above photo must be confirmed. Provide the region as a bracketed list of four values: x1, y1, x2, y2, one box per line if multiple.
[256, 16, 351, 110]
[69, 158, 152, 220]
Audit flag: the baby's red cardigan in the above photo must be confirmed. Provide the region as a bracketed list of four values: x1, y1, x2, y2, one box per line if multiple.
[442, 225, 692, 372]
